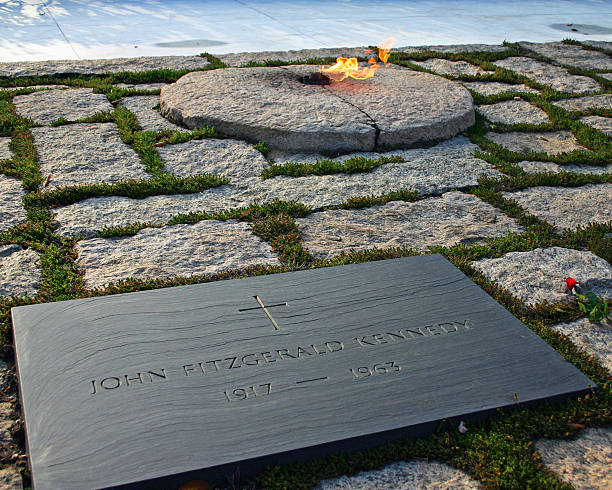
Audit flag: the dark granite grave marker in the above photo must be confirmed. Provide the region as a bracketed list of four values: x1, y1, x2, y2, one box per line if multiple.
[12, 255, 593, 489]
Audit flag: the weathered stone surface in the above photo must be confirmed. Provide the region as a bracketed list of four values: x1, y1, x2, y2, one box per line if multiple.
[0, 84, 67, 91]
[119, 95, 184, 132]
[114, 83, 168, 91]
[0, 137, 11, 160]
[218, 47, 367, 67]
[493, 57, 600, 93]
[296, 192, 522, 260]
[31, 123, 148, 189]
[536, 428, 612, 490]
[158, 139, 268, 181]
[552, 94, 612, 112]
[520, 42, 612, 70]
[517, 161, 612, 175]
[0, 467, 22, 489]
[0, 56, 209, 78]
[579, 115, 612, 136]
[462, 81, 538, 96]
[53, 137, 501, 237]
[472, 247, 612, 305]
[477, 100, 549, 125]
[160, 66, 474, 152]
[318, 461, 481, 489]
[13, 88, 113, 125]
[599, 73, 612, 81]
[503, 184, 612, 231]
[75, 220, 279, 288]
[485, 131, 586, 155]
[397, 44, 507, 54]
[409, 58, 492, 76]
[551, 318, 611, 371]
[583, 41, 612, 50]
[0, 176, 26, 233]
[0, 245, 40, 298]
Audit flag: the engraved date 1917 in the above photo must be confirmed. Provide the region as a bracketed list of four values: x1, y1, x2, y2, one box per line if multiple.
[224, 383, 272, 402]
[350, 361, 401, 379]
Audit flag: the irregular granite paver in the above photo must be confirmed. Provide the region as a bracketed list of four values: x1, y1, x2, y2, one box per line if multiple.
[579, 115, 612, 136]
[583, 40, 612, 50]
[485, 130, 586, 154]
[517, 161, 612, 175]
[396, 43, 507, 54]
[31, 123, 149, 189]
[114, 83, 168, 90]
[409, 58, 492, 76]
[0, 84, 67, 91]
[53, 137, 501, 238]
[75, 220, 279, 289]
[0, 56, 209, 78]
[0, 137, 11, 160]
[13, 88, 113, 125]
[462, 81, 538, 96]
[535, 428, 612, 490]
[552, 94, 612, 112]
[160, 66, 474, 152]
[599, 73, 612, 81]
[218, 47, 367, 66]
[477, 100, 549, 125]
[503, 184, 612, 231]
[0, 175, 26, 232]
[472, 247, 612, 305]
[317, 460, 481, 489]
[0, 245, 41, 298]
[158, 139, 269, 181]
[550, 318, 611, 371]
[119, 95, 185, 132]
[493, 57, 600, 93]
[296, 192, 523, 260]
[520, 42, 612, 70]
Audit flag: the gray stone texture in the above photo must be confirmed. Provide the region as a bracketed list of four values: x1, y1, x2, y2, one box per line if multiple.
[218, 47, 367, 67]
[0, 56, 210, 78]
[536, 428, 612, 490]
[0, 84, 67, 91]
[0, 175, 26, 233]
[75, 220, 279, 289]
[520, 42, 612, 70]
[579, 115, 612, 136]
[493, 57, 601, 93]
[550, 318, 611, 372]
[13, 88, 113, 125]
[477, 100, 549, 125]
[517, 161, 612, 175]
[599, 73, 612, 81]
[472, 247, 612, 306]
[502, 184, 612, 231]
[583, 41, 612, 50]
[53, 137, 501, 238]
[552, 94, 612, 112]
[485, 131, 586, 155]
[0, 245, 40, 298]
[158, 138, 268, 181]
[0, 137, 11, 161]
[119, 95, 185, 132]
[317, 461, 481, 489]
[31, 123, 148, 189]
[396, 44, 507, 54]
[462, 81, 539, 96]
[409, 58, 492, 76]
[160, 65, 474, 152]
[296, 192, 523, 260]
[114, 83, 168, 91]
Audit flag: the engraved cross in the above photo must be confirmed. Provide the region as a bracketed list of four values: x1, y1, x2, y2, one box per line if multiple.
[239, 296, 288, 331]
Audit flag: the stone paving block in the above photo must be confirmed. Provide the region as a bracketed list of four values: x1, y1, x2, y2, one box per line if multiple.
[550, 318, 611, 372]
[493, 57, 600, 93]
[75, 220, 279, 289]
[158, 139, 268, 181]
[0, 56, 210, 78]
[296, 192, 523, 260]
[462, 81, 538, 96]
[520, 42, 612, 70]
[472, 247, 612, 306]
[119, 95, 185, 132]
[517, 161, 612, 175]
[31, 123, 149, 189]
[218, 47, 367, 67]
[0, 175, 26, 233]
[114, 83, 168, 90]
[599, 73, 612, 81]
[551, 94, 612, 112]
[397, 43, 507, 54]
[502, 184, 612, 231]
[13, 88, 113, 125]
[0, 137, 11, 161]
[535, 428, 612, 490]
[0, 84, 67, 91]
[317, 460, 481, 489]
[477, 100, 549, 125]
[409, 58, 492, 76]
[583, 41, 612, 50]
[0, 245, 40, 298]
[579, 115, 612, 136]
[485, 130, 586, 155]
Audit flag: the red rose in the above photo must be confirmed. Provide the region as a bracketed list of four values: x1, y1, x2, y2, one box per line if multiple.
[565, 277, 579, 290]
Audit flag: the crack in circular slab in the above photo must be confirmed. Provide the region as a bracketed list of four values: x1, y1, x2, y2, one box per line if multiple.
[160, 66, 474, 153]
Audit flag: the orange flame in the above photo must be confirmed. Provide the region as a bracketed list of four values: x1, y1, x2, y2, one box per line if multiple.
[320, 37, 395, 82]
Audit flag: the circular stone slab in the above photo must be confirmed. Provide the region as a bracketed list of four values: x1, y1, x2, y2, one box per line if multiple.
[160, 65, 474, 153]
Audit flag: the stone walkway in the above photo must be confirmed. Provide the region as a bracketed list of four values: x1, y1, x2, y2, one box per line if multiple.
[0, 42, 610, 489]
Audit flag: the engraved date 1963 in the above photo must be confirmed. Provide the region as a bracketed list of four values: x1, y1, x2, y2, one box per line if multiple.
[350, 361, 401, 379]
[224, 383, 272, 402]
